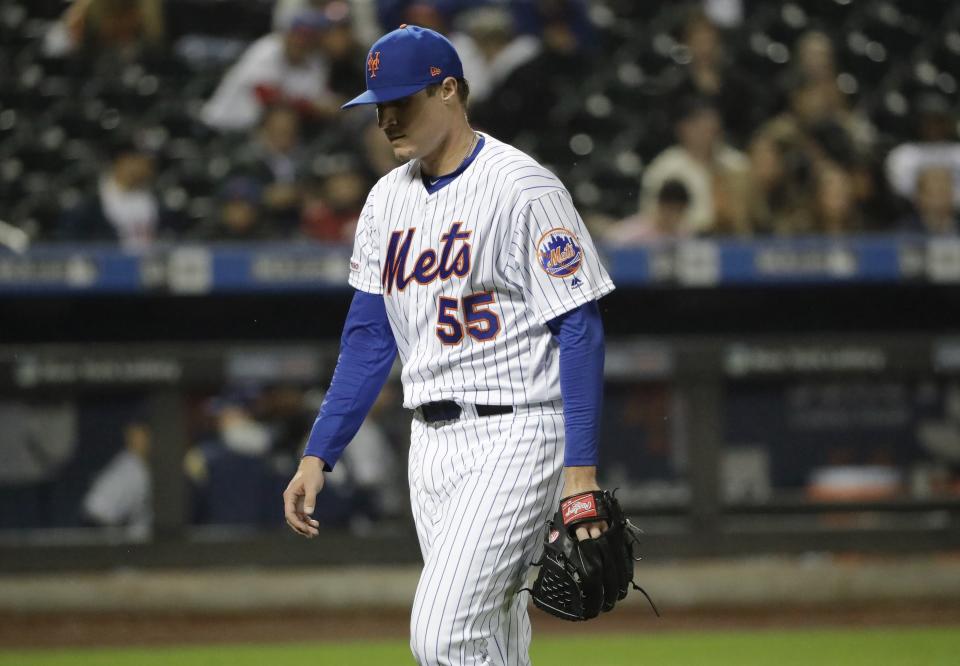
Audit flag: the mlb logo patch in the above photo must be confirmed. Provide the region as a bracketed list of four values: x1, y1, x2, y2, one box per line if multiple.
[537, 228, 583, 278]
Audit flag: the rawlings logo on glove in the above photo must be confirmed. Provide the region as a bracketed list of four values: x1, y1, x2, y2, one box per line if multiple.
[529, 490, 659, 622]
[561, 493, 598, 523]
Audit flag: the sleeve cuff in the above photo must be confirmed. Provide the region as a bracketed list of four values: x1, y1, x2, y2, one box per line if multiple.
[535, 278, 615, 325]
[302, 452, 334, 472]
[563, 457, 599, 467]
[347, 272, 384, 294]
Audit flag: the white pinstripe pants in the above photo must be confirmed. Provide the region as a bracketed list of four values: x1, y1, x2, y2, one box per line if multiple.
[408, 402, 565, 666]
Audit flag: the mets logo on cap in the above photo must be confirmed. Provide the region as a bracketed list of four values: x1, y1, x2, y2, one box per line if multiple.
[537, 228, 583, 278]
[367, 50, 381, 78]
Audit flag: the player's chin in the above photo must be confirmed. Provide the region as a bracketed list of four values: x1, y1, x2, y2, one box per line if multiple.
[391, 143, 417, 161]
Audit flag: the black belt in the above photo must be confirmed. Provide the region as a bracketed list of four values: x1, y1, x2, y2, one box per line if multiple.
[418, 400, 513, 423]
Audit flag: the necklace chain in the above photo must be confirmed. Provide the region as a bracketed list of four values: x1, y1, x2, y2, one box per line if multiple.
[431, 132, 480, 182]
[462, 131, 479, 164]
[426, 132, 478, 183]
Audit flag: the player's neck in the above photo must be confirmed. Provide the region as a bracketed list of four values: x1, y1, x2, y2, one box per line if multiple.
[421, 121, 477, 178]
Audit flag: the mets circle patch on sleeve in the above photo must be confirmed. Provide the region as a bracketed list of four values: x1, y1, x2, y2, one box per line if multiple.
[537, 228, 583, 278]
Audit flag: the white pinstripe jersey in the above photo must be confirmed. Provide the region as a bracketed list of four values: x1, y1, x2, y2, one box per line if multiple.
[348, 132, 615, 409]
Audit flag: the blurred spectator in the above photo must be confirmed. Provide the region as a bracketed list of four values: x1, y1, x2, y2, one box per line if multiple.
[898, 166, 958, 235]
[82, 422, 152, 539]
[274, 1, 368, 99]
[886, 93, 960, 210]
[58, 138, 179, 250]
[639, 97, 750, 236]
[275, 0, 381, 46]
[710, 166, 752, 236]
[602, 179, 693, 245]
[449, 6, 541, 105]
[186, 389, 277, 526]
[510, 0, 595, 53]
[43, 0, 165, 60]
[768, 72, 876, 167]
[316, 3, 368, 99]
[668, 8, 763, 146]
[770, 30, 876, 167]
[377, 1, 467, 34]
[812, 162, 862, 235]
[201, 9, 341, 132]
[471, 1, 591, 143]
[400, 2, 450, 32]
[274, 0, 326, 31]
[0, 401, 77, 530]
[255, 383, 318, 458]
[192, 176, 272, 241]
[744, 132, 815, 235]
[758, 71, 879, 229]
[773, 30, 841, 129]
[185, 380, 402, 528]
[792, 30, 837, 87]
[233, 105, 306, 229]
[301, 162, 369, 242]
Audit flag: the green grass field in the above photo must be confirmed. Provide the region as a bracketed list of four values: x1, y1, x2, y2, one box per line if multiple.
[1, 627, 957, 666]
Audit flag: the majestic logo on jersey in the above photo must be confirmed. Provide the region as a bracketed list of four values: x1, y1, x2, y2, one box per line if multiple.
[561, 493, 598, 525]
[367, 51, 381, 78]
[382, 222, 472, 295]
[537, 228, 583, 278]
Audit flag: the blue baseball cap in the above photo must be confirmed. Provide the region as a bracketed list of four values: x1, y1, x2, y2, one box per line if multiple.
[341, 24, 463, 109]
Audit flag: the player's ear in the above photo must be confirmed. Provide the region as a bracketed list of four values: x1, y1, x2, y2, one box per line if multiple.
[441, 77, 458, 105]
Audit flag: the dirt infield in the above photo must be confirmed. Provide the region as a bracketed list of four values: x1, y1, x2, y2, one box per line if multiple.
[3, 602, 960, 649]
[4, 556, 960, 650]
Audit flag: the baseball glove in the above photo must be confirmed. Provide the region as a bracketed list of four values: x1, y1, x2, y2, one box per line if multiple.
[530, 490, 659, 621]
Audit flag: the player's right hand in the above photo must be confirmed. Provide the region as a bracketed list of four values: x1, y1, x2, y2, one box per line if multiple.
[283, 455, 326, 538]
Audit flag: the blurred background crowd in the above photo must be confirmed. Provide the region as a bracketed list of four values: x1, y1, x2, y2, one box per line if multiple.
[0, 0, 957, 250]
[2, 0, 960, 540]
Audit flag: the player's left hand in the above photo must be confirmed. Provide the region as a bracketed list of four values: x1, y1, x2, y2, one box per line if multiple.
[530, 489, 658, 621]
[561, 466, 606, 541]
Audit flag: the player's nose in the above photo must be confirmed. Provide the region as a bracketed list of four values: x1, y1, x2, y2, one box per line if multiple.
[377, 104, 398, 129]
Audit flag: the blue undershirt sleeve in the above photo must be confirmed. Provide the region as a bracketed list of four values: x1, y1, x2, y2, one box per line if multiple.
[303, 290, 398, 471]
[546, 301, 605, 467]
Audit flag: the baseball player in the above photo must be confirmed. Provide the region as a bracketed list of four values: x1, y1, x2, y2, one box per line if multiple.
[283, 24, 615, 665]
